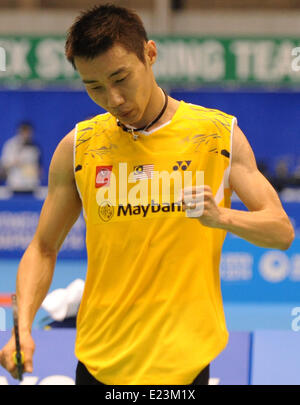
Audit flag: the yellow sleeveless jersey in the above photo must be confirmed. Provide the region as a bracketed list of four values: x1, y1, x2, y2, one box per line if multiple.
[74, 100, 236, 384]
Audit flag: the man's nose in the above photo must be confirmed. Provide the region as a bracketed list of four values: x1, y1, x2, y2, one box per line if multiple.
[106, 88, 125, 108]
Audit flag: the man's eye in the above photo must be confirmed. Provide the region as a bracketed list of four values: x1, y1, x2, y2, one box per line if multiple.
[116, 76, 127, 83]
[91, 86, 103, 90]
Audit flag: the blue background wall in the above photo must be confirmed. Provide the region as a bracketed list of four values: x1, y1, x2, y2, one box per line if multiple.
[1, 89, 300, 184]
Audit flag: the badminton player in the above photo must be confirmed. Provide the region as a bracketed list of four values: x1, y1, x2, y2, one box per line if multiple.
[0, 4, 294, 385]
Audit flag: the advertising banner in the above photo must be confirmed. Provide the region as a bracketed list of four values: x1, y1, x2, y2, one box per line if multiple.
[210, 332, 251, 385]
[221, 201, 300, 302]
[0, 35, 299, 87]
[0, 196, 86, 260]
[251, 331, 300, 385]
[0, 197, 299, 302]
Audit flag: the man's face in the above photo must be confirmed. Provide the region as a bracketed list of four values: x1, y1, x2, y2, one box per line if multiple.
[19, 126, 33, 142]
[74, 42, 156, 126]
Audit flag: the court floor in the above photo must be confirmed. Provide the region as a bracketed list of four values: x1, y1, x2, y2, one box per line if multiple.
[0, 259, 297, 332]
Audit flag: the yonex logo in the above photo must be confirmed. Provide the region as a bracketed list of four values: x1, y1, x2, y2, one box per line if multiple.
[173, 161, 192, 171]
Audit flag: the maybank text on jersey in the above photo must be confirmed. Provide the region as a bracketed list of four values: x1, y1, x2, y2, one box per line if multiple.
[95, 162, 205, 207]
[118, 202, 182, 218]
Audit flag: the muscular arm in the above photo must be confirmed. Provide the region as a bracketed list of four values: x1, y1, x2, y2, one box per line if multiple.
[0, 128, 81, 377]
[218, 124, 295, 250]
[183, 123, 295, 250]
[16, 128, 82, 332]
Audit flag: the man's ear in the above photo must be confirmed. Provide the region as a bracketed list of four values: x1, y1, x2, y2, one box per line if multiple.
[145, 40, 157, 66]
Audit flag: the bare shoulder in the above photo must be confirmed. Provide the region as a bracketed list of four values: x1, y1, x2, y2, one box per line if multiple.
[50, 128, 75, 171]
[35, 127, 81, 254]
[231, 123, 257, 171]
[48, 128, 76, 187]
[229, 123, 260, 195]
[61, 127, 76, 148]
[229, 123, 286, 212]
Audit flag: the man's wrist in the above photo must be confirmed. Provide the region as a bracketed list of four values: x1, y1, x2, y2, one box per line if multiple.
[12, 326, 32, 336]
[217, 207, 231, 231]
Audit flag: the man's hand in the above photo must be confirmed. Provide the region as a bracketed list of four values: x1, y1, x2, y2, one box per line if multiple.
[181, 185, 222, 228]
[0, 331, 35, 380]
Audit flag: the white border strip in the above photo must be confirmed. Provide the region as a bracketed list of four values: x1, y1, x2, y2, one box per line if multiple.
[73, 124, 87, 220]
[139, 120, 172, 135]
[224, 116, 237, 189]
[125, 120, 172, 136]
[72, 124, 77, 176]
[215, 116, 237, 205]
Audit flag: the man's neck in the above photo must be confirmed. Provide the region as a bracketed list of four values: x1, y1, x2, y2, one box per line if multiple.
[129, 87, 180, 132]
[145, 95, 180, 133]
[130, 86, 165, 130]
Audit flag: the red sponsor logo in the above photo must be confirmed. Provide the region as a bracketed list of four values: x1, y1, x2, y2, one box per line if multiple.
[95, 166, 113, 188]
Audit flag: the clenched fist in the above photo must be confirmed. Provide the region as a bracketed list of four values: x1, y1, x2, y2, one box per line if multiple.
[181, 185, 223, 228]
[0, 330, 35, 380]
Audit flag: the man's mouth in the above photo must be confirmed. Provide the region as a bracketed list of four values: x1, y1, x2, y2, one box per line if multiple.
[118, 110, 133, 119]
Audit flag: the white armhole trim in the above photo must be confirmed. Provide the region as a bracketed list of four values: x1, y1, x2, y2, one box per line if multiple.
[215, 116, 237, 205]
[224, 116, 237, 189]
[73, 124, 87, 220]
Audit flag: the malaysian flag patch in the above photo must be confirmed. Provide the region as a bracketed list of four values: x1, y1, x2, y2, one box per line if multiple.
[133, 164, 154, 180]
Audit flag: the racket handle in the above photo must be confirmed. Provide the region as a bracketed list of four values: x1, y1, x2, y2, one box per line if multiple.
[13, 351, 25, 365]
